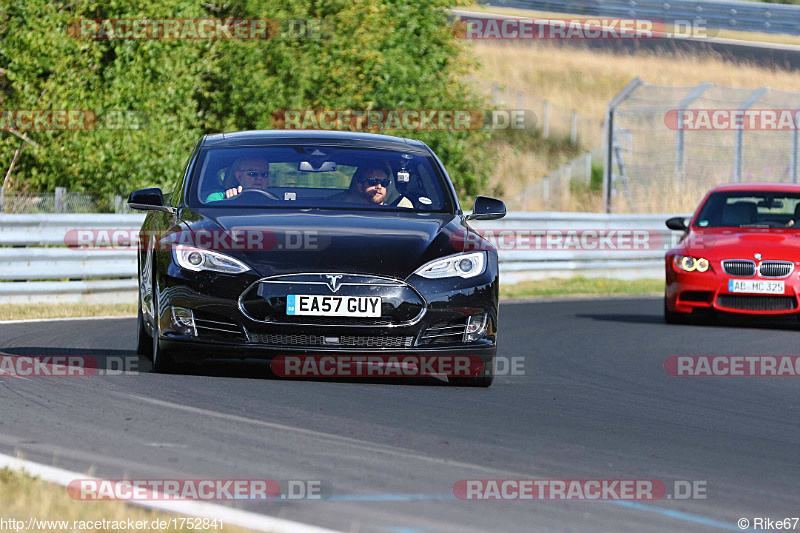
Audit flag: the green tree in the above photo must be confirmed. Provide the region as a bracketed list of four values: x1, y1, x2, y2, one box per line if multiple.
[0, 0, 492, 205]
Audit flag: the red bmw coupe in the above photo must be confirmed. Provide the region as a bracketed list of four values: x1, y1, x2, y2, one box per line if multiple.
[665, 183, 800, 323]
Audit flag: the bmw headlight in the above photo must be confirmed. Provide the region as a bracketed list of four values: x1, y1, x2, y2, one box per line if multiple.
[173, 244, 251, 274]
[414, 252, 486, 279]
[674, 255, 710, 273]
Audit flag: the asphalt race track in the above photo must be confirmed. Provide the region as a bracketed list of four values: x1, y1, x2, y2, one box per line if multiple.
[1, 298, 798, 532]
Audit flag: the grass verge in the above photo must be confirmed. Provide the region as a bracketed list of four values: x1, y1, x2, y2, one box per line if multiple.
[500, 277, 663, 300]
[0, 302, 136, 321]
[0, 468, 255, 532]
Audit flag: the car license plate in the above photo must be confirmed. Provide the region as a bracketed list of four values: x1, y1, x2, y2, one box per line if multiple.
[286, 295, 381, 317]
[728, 279, 785, 294]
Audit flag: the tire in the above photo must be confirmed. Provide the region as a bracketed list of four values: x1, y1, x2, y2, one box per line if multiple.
[136, 253, 153, 359]
[136, 303, 152, 359]
[150, 277, 178, 374]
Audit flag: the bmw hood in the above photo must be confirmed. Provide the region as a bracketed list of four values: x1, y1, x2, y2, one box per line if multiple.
[682, 229, 800, 261]
[179, 208, 466, 278]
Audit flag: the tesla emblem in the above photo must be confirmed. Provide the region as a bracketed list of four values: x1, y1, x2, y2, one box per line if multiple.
[325, 275, 343, 293]
[754, 253, 762, 260]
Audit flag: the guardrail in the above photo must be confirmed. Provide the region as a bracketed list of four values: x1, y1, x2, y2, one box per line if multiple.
[472, 212, 685, 283]
[0, 213, 685, 303]
[0, 214, 144, 304]
[482, 0, 800, 36]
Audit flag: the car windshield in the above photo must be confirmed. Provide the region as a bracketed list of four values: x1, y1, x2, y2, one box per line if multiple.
[694, 191, 800, 228]
[188, 145, 453, 212]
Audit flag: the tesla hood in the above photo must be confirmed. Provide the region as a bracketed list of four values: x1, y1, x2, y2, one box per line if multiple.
[181, 208, 465, 278]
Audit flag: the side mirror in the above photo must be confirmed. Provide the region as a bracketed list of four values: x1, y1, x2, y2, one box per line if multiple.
[666, 217, 688, 232]
[467, 196, 506, 221]
[128, 188, 172, 213]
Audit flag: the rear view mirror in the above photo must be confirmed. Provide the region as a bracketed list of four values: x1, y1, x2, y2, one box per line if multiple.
[757, 199, 783, 209]
[298, 161, 337, 172]
[666, 217, 688, 231]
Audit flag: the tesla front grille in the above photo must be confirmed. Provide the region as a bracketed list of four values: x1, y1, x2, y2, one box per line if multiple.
[249, 333, 413, 348]
[722, 260, 756, 277]
[717, 295, 797, 311]
[759, 261, 794, 278]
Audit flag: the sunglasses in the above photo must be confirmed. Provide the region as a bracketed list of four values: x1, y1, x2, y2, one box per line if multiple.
[362, 177, 390, 188]
[239, 170, 270, 178]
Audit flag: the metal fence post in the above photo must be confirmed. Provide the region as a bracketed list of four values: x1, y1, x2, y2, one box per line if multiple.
[585, 152, 592, 185]
[543, 176, 550, 206]
[55, 187, 66, 213]
[791, 115, 799, 183]
[734, 87, 769, 182]
[542, 101, 550, 139]
[603, 77, 643, 213]
[675, 82, 712, 186]
[570, 110, 578, 145]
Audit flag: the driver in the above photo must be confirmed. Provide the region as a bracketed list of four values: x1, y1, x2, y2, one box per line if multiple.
[205, 157, 270, 202]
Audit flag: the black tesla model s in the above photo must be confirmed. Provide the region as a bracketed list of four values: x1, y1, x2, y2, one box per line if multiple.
[129, 130, 505, 386]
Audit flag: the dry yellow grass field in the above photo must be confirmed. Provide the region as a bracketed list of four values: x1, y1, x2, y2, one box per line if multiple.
[470, 42, 800, 211]
[472, 42, 800, 120]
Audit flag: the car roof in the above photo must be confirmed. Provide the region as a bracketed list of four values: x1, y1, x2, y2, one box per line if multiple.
[707, 182, 800, 193]
[202, 129, 429, 149]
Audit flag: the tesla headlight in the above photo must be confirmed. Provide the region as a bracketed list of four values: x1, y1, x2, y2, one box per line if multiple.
[414, 252, 486, 279]
[173, 244, 251, 274]
[674, 255, 710, 273]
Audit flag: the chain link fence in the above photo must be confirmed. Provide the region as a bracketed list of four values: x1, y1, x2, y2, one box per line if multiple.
[605, 78, 800, 213]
